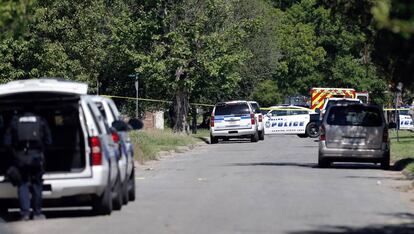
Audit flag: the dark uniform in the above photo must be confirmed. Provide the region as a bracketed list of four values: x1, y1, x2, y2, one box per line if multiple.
[4, 112, 52, 220]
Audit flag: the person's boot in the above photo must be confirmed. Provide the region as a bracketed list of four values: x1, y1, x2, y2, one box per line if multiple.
[32, 213, 46, 220]
[20, 215, 30, 221]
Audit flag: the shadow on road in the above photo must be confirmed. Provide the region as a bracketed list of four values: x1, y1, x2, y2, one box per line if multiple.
[289, 223, 414, 234]
[228, 162, 317, 168]
[0, 208, 96, 223]
[289, 212, 414, 234]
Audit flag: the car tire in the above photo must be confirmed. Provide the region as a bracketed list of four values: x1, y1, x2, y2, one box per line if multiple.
[259, 130, 265, 140]
[381, 152, 390, 170]
[210, 135, 218, 144]
[92, 183, 113, 215]
[251, 131, 259, 142]
[306, 122, 319, 138]
[128, 168, 136, 201]
[121, 179, 129, 205]
[318, 155, 330, 168]
[0, 201, 8, 214]
[297, 134, 308, 138]
[112, 174, 123, 211]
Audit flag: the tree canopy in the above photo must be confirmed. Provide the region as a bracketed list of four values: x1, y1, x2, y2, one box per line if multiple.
[1, 0, 413, 131]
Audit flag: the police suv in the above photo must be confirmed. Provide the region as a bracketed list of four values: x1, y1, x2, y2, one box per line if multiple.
[210, 101, 259, 143]
[263, 105, 319, 138]
[0, 79, 142, 215]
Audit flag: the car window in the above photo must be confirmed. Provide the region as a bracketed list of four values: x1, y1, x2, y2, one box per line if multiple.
[289, 110, 308, 115]
[214, 103, 250, 115]
[326, 106, 383, 127]
[250, 103, 260, 113]
[87, 103, 103, 134]
[270, 110, 288, 116]
[400, 110, 409, 115]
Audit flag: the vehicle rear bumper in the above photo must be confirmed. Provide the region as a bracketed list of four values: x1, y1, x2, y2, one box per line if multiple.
[0, 166, 109, 199]
[319, 141, 388, 159]
[211, 128, 256, 137]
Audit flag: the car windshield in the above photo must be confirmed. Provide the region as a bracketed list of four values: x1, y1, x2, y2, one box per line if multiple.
[326, 106, 383, 127]
[214, 103, 250, 115]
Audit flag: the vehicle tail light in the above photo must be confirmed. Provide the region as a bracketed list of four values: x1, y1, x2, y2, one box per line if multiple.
[383, 127, 389, 143]
[319, 125, 326, 141]
[112, 131, 120, 143]
[90, 136, 102, 165]
[251, 113, 255, 125]
[258, 115, 263, 122]
[210, 116, 214, 127]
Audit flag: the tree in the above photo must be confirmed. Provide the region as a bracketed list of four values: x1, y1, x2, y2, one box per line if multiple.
[250, 80, 282, 107]
[136, 0, 256, 132]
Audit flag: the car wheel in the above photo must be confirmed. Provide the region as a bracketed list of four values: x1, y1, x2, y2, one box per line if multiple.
[251, 131, 259, 142]
[306, 122, 319, 138]
[112, 174, 123, 211]
[92, 183, 113, 215]
[210, 134, 218, 144]
[128, 168, 136, 201]
[297, 134, 308, 138]
[381, 152, 390, 170]
[259, 130, 265, 140]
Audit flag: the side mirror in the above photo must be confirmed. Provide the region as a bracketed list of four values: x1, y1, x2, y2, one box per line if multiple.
[112, 120, 129, 132]
[388, 122, 397, 129]
[128, 118, 144, 130]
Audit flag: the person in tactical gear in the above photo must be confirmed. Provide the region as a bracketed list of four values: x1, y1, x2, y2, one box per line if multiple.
[4, 110, 52, 221]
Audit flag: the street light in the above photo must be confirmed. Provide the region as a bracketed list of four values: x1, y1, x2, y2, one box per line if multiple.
[128, 73, 139, 118]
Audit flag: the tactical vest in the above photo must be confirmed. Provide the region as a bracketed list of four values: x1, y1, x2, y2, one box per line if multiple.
[13, 114, 43, 167]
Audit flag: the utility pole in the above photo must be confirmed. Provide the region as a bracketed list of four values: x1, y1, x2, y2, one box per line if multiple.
[395, 82, 403, 142]
[128, 73, 139, 118]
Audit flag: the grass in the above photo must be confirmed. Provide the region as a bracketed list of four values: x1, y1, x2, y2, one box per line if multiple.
[390, 130, 414, 174]
[130, 128, 210, 162]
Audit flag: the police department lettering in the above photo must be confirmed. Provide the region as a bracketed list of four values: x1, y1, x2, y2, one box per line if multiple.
[264, 111, 309, 135]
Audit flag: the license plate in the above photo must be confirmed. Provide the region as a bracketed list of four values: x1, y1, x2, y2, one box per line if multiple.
[343, 138, 365, 145]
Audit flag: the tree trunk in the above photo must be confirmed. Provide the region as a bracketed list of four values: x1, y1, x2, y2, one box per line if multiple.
[172, 88, 190, 133]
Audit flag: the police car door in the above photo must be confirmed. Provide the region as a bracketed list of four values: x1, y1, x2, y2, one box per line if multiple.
[264, 108, 309, 135]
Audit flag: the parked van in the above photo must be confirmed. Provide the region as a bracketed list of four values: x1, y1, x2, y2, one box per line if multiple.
[0, 79, 137, 215]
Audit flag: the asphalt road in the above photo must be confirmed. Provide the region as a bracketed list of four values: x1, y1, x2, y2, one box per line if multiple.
[2, 135, 414, 234]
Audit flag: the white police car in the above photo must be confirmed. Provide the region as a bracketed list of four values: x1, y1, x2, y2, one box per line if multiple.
[399, 110, 414, 130]
[263, 105, 319, 138]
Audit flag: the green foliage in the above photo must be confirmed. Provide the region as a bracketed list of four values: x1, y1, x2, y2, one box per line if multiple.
[1, 0, 411, 122]
[272, 0, 387, 104]
[250, 80, 282, 107]
[136, 0, 256, 104]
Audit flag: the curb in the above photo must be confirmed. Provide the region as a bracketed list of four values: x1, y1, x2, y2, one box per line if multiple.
[134, 139, 208, 167]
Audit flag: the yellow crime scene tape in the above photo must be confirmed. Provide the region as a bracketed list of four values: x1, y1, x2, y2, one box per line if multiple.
[102, 95, 214, 107]
[261, 106, 312, 111]
[101, 95, 413, 112]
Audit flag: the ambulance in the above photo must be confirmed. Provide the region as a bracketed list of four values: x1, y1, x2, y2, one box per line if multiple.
[310, 88, 356, 111]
